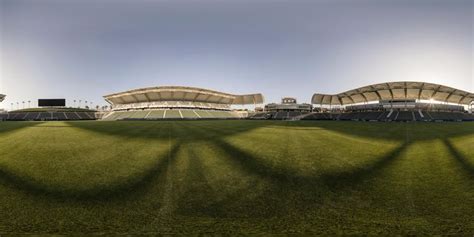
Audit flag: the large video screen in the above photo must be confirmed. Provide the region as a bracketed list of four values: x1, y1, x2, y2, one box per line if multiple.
[38, 99, 66, 107]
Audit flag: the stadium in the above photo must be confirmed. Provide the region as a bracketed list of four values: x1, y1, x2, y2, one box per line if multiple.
[102, 86, 264, 120]
[0, 81, 473, 235]
[305, 81, 474, 121]
[2, 82, 472, 122]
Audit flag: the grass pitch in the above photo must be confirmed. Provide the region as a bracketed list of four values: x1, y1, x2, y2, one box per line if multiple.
[0, 120, 473, 235]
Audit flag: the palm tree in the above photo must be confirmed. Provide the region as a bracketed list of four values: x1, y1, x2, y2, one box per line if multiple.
[79, 100, 82, 108]
[28, 100, 31, 108]
[22, 101, 25, 109]
[16, 102, 19, 110]
[10, 103, 13, 110]
[74, 100, 76, 107]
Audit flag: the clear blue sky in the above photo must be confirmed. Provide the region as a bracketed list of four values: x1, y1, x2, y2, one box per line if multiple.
[0, 0, 472, 109]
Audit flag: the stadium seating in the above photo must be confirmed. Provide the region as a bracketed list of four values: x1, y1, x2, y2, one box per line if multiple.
[112, 101, 232, 111]
[297, 109, 474, 122]
[164, 110, 181, 119]
[462, 113, 474, 121]
[273, 112, 287, 120]
[339, 112, 358, 121]
[288, 111, 302, 118]
[180, 110, 199, 119]
[248, 112, 269, 119]
[394, 111, 414, 121]
[414, 110, 425, 121]
[4, 110, 96, 121]
[146, 110, 165, 119]
[250, 111, 309, 120]
[194, 110, 213, 118]
[102, 109, 242, 120]
[427, 112, 464, 121]
[301, 113, 330, 120]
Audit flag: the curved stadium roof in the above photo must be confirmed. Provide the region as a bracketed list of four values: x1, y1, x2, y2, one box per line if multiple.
[312, 81, 474, 106]
[0, 94, 5, 102]
[104, 86, 264, 105]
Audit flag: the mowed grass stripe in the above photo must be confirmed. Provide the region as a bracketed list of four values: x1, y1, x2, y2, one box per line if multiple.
[0, 121, 472, 234]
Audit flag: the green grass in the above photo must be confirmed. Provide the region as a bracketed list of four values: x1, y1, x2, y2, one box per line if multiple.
[0, 120, 473, 235]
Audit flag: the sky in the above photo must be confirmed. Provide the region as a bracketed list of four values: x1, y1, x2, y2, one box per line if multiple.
[0, 0, 472, 110]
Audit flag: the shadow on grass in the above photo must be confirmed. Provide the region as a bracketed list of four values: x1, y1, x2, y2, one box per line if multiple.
[175, 146, 230, 217]
[275, 121, 474, 142]
[0, 121, 42, 134]
[0, 143, 182, 202]
[213, 138, 409, 188]
[66, 120, 267, 141]
[176, 138, 409, 218]
[443, 139, 474, 176]
[321, 142, 409, 189]
[175, 144, 294, 218]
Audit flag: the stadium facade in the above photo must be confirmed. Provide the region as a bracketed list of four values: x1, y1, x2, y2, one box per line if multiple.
[302, 81, 474, 122]
[1, 81, 473, 122]
[311, 81, 473, 107]
[102, 86, 264, 120]
[252, 97, 312, 119]
[0, 94, 5, 113]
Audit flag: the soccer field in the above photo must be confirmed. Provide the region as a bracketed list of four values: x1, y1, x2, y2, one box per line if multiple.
[0, 120, 473, 235]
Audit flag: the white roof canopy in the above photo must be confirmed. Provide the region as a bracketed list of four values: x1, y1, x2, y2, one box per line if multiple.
[104, 86, 264, 105]
[312, 82, 474, 106]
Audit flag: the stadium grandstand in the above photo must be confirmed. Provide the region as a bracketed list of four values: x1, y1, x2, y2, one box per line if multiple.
[0, 94, 6, 117]
[303, 81, 474, 122]
[250, 97, 312, 120]
[1, 107, 97, 121]
[0, 98, 97, 121]
[102, 86, 264, 120]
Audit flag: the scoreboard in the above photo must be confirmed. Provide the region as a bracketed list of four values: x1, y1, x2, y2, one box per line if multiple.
[38, 99, 66, 107]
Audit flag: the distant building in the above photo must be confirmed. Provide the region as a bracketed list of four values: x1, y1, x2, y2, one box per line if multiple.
[264, 97, 312, 113]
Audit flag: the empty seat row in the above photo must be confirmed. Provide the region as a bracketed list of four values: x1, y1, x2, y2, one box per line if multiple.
[301, 111, 474, 122]
[1, 112, 96, 121]
[102, 109, 241, 120]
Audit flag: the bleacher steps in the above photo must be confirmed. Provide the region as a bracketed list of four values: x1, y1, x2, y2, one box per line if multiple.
[74, 112, 81, 120]
[393, 111, 399, 121]
[387, 109, 393, 118]
[102, 111, 114, 120]
[418, 110, 424, 118]
[145, 110, 152, 119]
